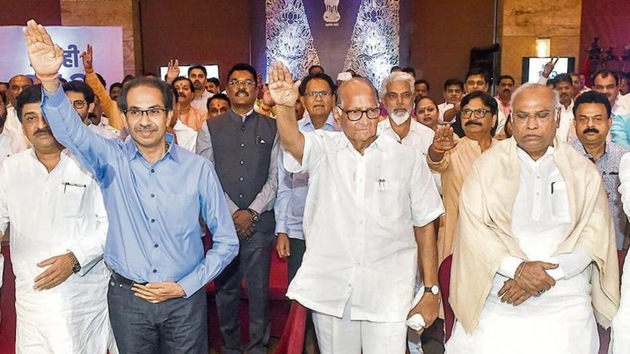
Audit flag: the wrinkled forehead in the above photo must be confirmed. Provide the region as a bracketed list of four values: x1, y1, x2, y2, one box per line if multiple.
[512, 87, 555, 111]
[338, 79, 378, 108]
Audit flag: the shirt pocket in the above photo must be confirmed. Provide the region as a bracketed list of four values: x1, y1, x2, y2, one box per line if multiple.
[549, 182, 571, 222]
[373, 180, 401, 218]
[160, 193, 199, 234]
[57, 181, 89, 217]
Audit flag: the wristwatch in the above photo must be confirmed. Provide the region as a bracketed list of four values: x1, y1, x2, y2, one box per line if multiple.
[67, 252, 81, 274]
[424, 285, 440, 295]
[247, 209, 260, 222]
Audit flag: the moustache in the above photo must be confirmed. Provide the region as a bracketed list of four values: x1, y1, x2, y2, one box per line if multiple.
[34, 127, 52, 136]
[236, 89, 249, 96]
[135, 125, 158, 132]
[583, 128, 599, 134]
[464, 121, 482, 127]
[503, 89, 510, 93]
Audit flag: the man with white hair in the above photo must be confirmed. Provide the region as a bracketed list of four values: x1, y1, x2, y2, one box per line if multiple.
[378, 71, 435, 153]
[377, 71, 439, 354]
[447, 83, 619, 354]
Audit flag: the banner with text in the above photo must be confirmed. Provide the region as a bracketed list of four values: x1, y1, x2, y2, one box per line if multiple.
[0, 26, 124, 88]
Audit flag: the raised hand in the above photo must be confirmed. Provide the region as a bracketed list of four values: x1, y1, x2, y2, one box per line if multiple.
[268, 62, 299, 107]
[23, 20, 63, 78]
[432, 124, 458, 152]
[80, 44, 94, 71]
[165, 59, 180, 84]
[542, 57, 559, 78]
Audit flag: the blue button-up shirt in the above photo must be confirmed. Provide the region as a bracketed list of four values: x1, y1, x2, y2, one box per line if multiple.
[571, 140, 629, 249]
[41, 86, 239, 297]
[274, 114, 339, 239]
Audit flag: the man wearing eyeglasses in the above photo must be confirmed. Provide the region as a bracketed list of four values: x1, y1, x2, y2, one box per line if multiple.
[197, 63, 278, 354]
[24, 20, 239, 354]
[63, 81, 118, 140]
[427, 90, 498, 263]
[269, 62, 443, 354]
[447, 83, 619, 354]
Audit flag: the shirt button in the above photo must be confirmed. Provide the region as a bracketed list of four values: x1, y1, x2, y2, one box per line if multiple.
[240, 160, 245, 165]
[240, 142, 245, 148]
[239, 177, 244, 181]
[151, 219, 156, 223]
[238, 193, 244, 198]
[151, 169, 155, 173]
[153, 269, 157, 273]
[154, 244, 159, 248]
[150, 193, 155, 198]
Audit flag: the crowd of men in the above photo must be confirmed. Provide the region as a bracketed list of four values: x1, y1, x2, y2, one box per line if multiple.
[2, 19, 630, 354]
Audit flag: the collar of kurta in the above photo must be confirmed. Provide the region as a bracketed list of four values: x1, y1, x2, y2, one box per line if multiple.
[450, 137, 620, 333]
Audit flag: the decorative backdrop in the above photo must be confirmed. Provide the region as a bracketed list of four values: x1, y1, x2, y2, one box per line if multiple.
[261, 0, 408, 89]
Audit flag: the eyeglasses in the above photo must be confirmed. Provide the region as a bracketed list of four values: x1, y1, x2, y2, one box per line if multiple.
[125, 107, 167, 118]
[228, 79, 256, 87]
[71, 100, 86, 109]
[416, 106, 436, 115]
[461, 108, 491, 119]
[303, 90, 332, 98]
[338, 106, 381, 121]
[513, 110, 554, 122]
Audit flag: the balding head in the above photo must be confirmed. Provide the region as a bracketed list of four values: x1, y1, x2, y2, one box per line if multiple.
[336, 77, 379, 108]
[333, 77, 380, 151]
[8, 75, 33, 108]
[510, 83, 559, 161]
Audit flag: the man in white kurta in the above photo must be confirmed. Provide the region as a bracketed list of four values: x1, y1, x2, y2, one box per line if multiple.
[0, 85, 114, 353]
[269, 62, 444, 354]
[447, 84, 619, 354]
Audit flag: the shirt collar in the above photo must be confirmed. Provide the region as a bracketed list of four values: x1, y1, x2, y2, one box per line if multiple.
[125, 133, 177, 163]
[231, 108, 255, 121]
[301, 112, 337, 131]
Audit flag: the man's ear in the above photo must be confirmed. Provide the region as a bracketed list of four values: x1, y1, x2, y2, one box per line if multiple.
[87, 102, 95, 114]
[333, 106, 342, 123]
[166, 110, 174, 128]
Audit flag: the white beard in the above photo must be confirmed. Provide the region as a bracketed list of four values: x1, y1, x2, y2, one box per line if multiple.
[390, 111, 410, 125]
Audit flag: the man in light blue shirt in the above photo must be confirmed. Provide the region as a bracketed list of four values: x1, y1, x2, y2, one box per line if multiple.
[24, 20, 239, 354]
[275, 72, 340, 282]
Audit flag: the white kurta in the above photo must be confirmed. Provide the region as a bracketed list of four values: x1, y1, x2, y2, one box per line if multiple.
[0, 149, 114, 354]
[447, 148, 598, 354]
[284, 130, 444, 322]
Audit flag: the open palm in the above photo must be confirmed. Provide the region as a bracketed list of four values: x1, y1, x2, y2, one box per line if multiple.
[268, 62, 299, 107]
[23, 20, 63, 77]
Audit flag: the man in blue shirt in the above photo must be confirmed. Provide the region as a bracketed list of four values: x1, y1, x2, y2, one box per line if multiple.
[24, 20, 239, 353]
[274, 72, 340, 282]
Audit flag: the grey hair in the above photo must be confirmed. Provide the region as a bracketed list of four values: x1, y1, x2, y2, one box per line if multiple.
[379, 71, 414, 100]
[335, 77, 379, 108]
[511, 83, 561, 111]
